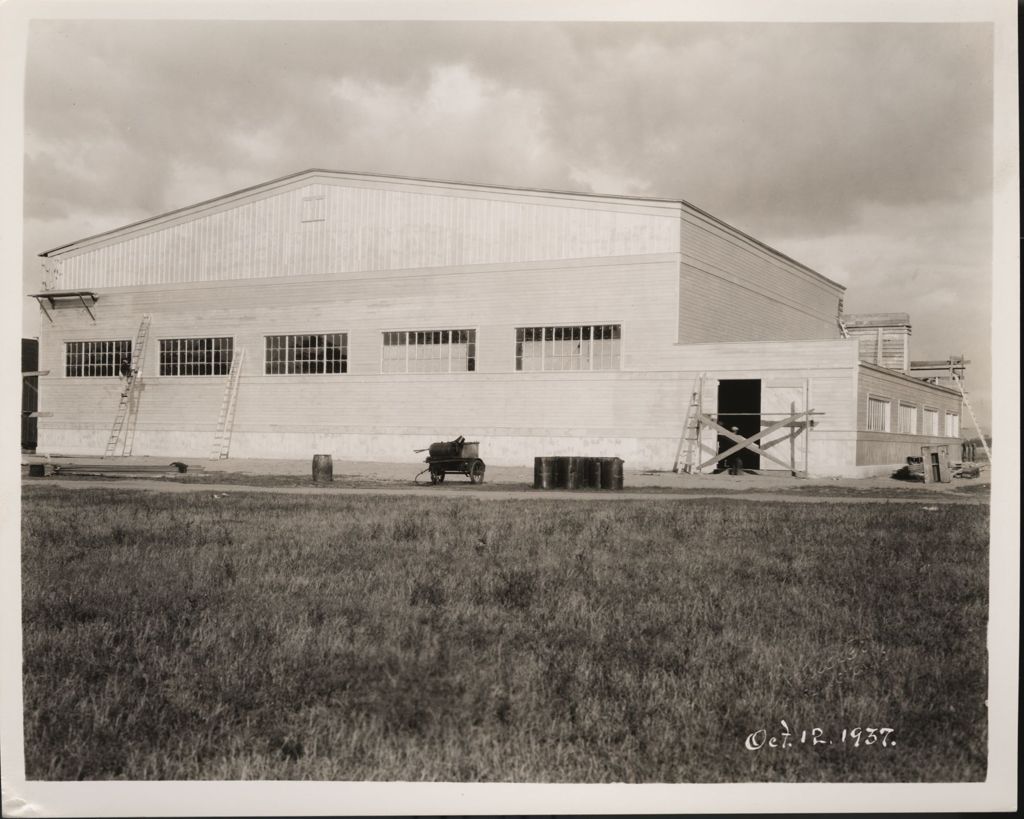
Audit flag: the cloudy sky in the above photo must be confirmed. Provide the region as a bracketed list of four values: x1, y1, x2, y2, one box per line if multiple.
[21, 18, 996, 425]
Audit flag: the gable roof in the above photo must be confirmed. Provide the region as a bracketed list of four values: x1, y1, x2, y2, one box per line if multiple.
[39, 168, 679, 257]
[39, 167, 843, 292]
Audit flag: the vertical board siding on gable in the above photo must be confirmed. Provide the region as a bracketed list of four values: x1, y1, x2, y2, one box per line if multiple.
[677, 209, 842, 343]
[53, 182, 681, 289]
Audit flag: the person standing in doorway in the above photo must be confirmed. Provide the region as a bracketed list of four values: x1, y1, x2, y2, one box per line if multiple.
[728, 426, 744, 475]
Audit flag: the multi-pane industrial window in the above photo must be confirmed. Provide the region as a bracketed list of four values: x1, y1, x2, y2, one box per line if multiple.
[866, 396, 891, 432]
[265, 333, 347, 375]
[923, 408, 940, 435]
[515, 324, 621, 371]
[897, 402, 918, 434]
[159, 337, 233, 376]
[65, 340, 132, 377]
[382, 330, 476, 373]
[945, 412, 960, 438]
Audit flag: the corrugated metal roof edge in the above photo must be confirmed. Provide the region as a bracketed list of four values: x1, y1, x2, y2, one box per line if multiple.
[38, 167, 845, 292]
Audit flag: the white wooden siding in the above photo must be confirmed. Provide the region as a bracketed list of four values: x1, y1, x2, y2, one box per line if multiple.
[50, 179, 681, 290]
[35, 261, 861, 472]
[677, 206, 843, 343]
[33, 171, 885, 473]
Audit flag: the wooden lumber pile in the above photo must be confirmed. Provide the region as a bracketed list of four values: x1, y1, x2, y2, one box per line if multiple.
[51, 461, 203, 477]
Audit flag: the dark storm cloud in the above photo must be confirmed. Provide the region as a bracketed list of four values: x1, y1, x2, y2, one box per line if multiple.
[26, 21, 992, 232]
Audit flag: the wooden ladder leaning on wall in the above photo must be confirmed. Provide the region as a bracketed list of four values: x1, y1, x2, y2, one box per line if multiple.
[673, 373, 705, 473]
[949, 365, 991, 464]
[210, 347, 245, 460]
[104, 314, 151, 457]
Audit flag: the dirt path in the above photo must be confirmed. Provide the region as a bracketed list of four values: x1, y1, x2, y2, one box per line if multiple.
[22, 454, 989, 505]
[24, 476, 988, 505]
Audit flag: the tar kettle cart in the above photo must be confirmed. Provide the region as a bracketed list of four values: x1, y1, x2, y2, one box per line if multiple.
[416, 436, 485, 484]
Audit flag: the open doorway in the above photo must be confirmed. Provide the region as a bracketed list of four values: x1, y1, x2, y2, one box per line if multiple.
[717, 379, 761, 471]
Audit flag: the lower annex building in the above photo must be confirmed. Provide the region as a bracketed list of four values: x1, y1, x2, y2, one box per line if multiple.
[30, 169, 965, 476]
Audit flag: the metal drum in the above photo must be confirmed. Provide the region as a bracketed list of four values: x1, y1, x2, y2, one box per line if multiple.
[552, 456, 567, 488]
[600, 457, 624, 490]
[533, 455, 622, 490]
[312, 454, 333, 482]
[566, 456, 586, 489]
[534, 456, 557, 489]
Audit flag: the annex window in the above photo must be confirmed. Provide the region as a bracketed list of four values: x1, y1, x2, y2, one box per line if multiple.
[866, 396, 891, 432]
[159, 337, 233, 376]
[382, 330, 476, 374]
[923, 408, 940, 436]
[897, 402, 918, 434]
[65, 339, 132, 377]
[265, 333, 347, 375]
[515, 324, 621, 372]
[945, 412, 960, 438]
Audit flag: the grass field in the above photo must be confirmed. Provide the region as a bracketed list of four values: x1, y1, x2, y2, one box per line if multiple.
[21, 486, 989, 781]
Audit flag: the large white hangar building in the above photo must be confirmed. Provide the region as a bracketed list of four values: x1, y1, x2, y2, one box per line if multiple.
[31, 168, 965, 476]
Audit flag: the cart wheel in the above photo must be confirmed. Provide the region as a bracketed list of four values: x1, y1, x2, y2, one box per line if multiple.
[430, 468, 445, 485]
[469, 460, 485, 484]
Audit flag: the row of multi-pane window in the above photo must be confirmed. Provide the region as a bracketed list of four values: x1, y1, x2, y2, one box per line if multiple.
[867, 395, 959, 436]
[515, 324, 621, 371]
[383, 330, 476, 373]
[64, 339, 134, 377]
[64, 324, 622, 377]
[266, 334, 348, 375]
[159, 337, 234, 376]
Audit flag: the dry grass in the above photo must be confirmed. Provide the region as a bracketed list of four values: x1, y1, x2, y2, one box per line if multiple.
[21, 486, 988, 781]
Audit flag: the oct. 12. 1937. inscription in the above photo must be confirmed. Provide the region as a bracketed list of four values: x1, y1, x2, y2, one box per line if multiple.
[745, 720, 896, 750]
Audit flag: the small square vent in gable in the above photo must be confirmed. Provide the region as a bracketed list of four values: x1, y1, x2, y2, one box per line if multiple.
[301, 196, 325, 223]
